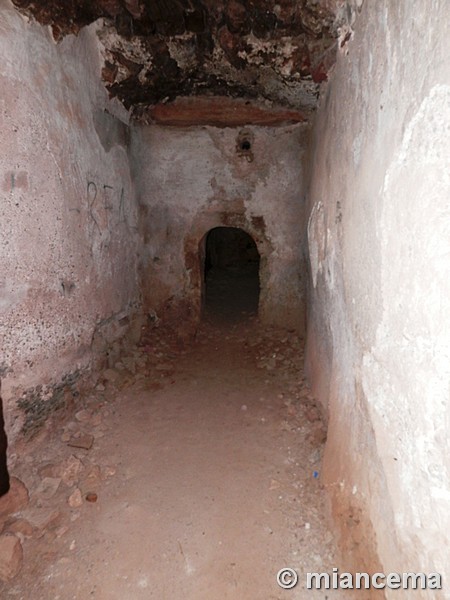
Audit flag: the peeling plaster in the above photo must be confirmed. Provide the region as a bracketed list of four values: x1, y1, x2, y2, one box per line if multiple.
[11, 0, 365, 119]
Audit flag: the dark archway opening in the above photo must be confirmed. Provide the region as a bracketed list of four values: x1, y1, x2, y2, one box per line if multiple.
[203, 227, 260, 321]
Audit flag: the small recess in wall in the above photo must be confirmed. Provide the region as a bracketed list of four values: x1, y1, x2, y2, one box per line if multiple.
[60, 279, 76, 297]
[236, 130, 254, 162]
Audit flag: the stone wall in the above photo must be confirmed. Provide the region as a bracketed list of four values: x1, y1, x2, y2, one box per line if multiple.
[0, 1, 140, 439]
[130, 123, 309, 333]
[306, 0, 450, 591]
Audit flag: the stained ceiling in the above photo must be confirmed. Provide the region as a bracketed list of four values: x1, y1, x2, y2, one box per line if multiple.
[12, 0, 360, 122]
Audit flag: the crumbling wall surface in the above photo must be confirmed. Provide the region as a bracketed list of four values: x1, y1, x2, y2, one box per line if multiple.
[130, 123, 308, 332]
[306, 0, 450, 590]
[0, 1, 139, 438]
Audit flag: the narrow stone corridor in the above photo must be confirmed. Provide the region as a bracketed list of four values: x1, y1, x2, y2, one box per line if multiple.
[1, 0, 449, 595]
[1, 321, 351, 599]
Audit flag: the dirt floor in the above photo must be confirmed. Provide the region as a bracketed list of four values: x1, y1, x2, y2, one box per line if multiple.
[1, 310, 352, 599]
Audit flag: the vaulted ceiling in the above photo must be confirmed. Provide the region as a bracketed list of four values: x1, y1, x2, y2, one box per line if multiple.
[12, 0, 360, 122]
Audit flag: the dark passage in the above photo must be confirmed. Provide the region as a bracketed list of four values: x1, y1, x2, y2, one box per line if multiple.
[204, 227, 260, 321]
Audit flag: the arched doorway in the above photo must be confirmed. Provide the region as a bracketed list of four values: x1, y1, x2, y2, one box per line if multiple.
[203, 227, 260, 320]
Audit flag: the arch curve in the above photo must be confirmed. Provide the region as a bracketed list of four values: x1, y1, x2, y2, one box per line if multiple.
[183, 211, 272, 326]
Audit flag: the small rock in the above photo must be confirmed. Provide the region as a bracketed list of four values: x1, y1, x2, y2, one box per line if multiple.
[68, 488, 83, 508]
[61, 432, 71, 443]
[5, 519, 34, 538]
[0, 478, 29, 518]
[55, 526, 69, 538]
[309, 448, 321, 464]
[90, 413, 102, 427]
[85, 492, 98, 503]
[39, 463, 63, 479]
[305, 406, 321, 422]
[0, 534, 23, 581]
[83, 465, 101, 487]
[67, 433, 94, 450]
[20, 508, 60, 533]
[95, 383, 105, 392]
[35, 477, 62, 501]
[102, 466, 116, 479]
[308, 423, 327, 445]
[61, 456, 84, 487]
[241, 404, 247, 411]
[75, 409, 92, 423]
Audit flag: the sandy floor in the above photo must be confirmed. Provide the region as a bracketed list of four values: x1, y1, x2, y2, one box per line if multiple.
[2, 317, 350, 599]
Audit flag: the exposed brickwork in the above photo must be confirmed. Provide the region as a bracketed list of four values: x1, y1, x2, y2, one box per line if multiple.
[11, 1, 362, 120]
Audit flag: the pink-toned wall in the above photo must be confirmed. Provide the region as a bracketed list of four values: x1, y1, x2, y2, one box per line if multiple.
[306, 0, 450, 591]
[0, 1, 140, 440]
[130, 123, 309, 334]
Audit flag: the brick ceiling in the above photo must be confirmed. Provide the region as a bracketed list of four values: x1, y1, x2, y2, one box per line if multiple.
[12, 0, 360, 122]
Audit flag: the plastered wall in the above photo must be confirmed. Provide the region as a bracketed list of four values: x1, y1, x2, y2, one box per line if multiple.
[306, 0, 450, 592]
[0, 2, 139, 439]
[130, 124, 308, 334]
